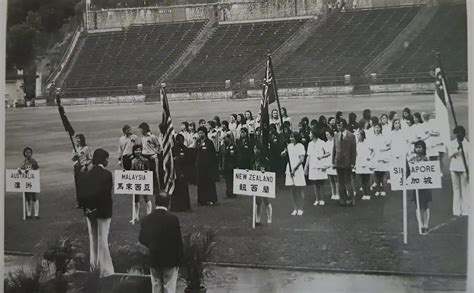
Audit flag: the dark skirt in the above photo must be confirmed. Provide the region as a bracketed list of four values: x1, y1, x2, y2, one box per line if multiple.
[187, 148, 197, 185]
[170, 178, 191, 212]
[411, 189, 432, 210]
[197, 171, 218, 204]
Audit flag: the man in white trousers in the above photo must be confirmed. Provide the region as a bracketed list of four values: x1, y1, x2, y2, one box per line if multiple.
[449, 126, 470, 216]
[139, 192, 183, 293]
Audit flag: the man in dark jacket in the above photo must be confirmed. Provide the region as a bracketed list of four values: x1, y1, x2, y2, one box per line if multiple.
[139, 191, 183, 293]
[333, 119, 357, 206]
[78, 148, 114, 277]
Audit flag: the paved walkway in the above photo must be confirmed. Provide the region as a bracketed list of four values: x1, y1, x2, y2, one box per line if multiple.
[5, 255, 466, 292]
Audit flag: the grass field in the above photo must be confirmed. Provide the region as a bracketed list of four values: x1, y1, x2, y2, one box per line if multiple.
[4, 93, 469, 275]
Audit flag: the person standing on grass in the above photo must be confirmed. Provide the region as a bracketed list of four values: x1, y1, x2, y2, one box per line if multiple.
[229, 114, 238, 137]
[355, 131, 374, 200]
[270, 109, 281, 133]
[283, 131, 306, 216]
[325, 128, 339, 200]
[333, 119, 357, 206]
[195, 126, 218, 205]
[139, 192, 183, 293]
[401, 107, 412, 129]
[369, 123, 391, 197]
[235, 114, 246, 141]
[139, 122, 161, 197]
[305, 128, 330, 206]
[170, 134, 191, 212]
[328, 117, 337, 133]
[187, 122, 198, 185]
[449, 126, 470, 217]
[130, 145, 152, 224]
[78, 149, 114, 277]
[348, 112, 358, 133]
[254, 144, 273, 225]
[245, 110, 256, 139]
[409, 141, 432, 235]
[118, 124, 138, 171]
[179, 121, 193, 148]
[380, 113, 390, 134]
[73, 133, 93, 209]
[236, 127, 255, 170]
[281, 107, 292, 130]
[223, 133, 238, 198]
[19, 147, 40, 219]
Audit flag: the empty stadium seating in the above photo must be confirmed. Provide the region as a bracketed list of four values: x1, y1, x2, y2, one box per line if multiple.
[379, 4, 467, 83]
[274, 6, 421, 87]
[64, 21, 206, 95]
[170, 19, 307, 89]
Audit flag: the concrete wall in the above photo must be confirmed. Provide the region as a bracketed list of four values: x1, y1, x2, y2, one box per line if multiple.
[87, 0, 323, 30]
[355, 0, 464, 8]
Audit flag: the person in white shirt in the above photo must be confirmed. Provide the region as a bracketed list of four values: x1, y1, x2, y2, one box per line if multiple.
[235, 114, 246, 141]
[118, 124, 138, 170]
[139, 122, 162, 195]
[229, 114, 238, 137]
[270, 109, 282, 133]
[325, 129, 339, 200]
[418, 112, 441, 159]
[305, 128, 331, 206]
[179, 121, 193, 148]
[380, 113, 391, 134]
[245, 110, 256, 138]
[449, 126, 470, 216]
[355, 130, 374, 200]
[369, 123, 391, 197]
[283, 131, 306, 216]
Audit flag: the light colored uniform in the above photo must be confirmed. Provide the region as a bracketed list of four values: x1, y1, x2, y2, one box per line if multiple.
[449, 139, 470, 216]
[306, 140, 329, 180]
[285, 143, 306, 186]
[355, 140, 374, 174]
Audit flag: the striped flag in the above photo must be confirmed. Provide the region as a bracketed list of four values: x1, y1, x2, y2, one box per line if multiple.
[261, 56, 279, 148]
[160, 87, 176, 195]
[434, 67, 452, 145]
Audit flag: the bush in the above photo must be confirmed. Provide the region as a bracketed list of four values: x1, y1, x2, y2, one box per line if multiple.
[110, 245, 150, 275]
[43, 237, 79, 277]
[5, 264, 45, 293]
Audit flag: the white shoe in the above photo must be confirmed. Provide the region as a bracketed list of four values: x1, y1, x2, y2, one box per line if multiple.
[313, 200, 319, 206]
[291, 210, 297, 216]
[359, 187, 363, 192]
[330, 194, 336, 200]
[387, 179, 391, 184]
[380, 191, 386, 197]
[333, 195, 340, 200]
[319, 200, 325, 206]
[297, 210, 303, 216]
[375, 191, 380, 197]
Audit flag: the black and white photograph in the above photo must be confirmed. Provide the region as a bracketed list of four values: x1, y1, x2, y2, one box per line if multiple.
[1, 0, 473, 292]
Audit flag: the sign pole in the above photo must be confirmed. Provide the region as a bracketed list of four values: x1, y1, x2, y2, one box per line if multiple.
[403, 189, 407, 244]
[22, 192, 26, 221]
[252, 196, 256, 229]
[415, 189, 422, 234]
[131, 196, 135, 225]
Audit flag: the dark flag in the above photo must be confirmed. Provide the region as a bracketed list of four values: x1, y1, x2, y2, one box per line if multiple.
[434, 67, 451, 145]
[160, 87, 176, 195]
[56, 95, 77, 152]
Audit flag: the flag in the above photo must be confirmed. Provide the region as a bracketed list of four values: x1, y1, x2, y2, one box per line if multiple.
[160, 87, 176, 195]
[263, 57, 277, 105]
[434, 67, 451, 145]
[260, 56, 278, 148]
[56, 95, 75, 137]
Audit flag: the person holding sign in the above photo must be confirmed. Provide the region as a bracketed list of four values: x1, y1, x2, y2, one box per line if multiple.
[78, 149, 114, 276]
[449, 126, 470, 216]
[19, 147, 40, 219]
[73, 134, 92, 208]
[283, 131, 306, 216]
[196, 126, 218, 206]
[254, 144, 273, 225]
[305, 128, 330, 206]
[130, 144, 152, 224]
[410, 140, 432, 235]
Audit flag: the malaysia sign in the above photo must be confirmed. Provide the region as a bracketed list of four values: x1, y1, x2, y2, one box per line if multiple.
[114, 170, 153, 195]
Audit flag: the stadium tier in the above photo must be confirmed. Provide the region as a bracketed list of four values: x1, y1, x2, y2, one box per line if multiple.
[273, 6, 421, 87]
[379, 4, 467, 83]
[170, 19, 308, 89]
[63, 21, 206, 94]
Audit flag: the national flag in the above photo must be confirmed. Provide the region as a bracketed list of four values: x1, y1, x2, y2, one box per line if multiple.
[56, 95, 75, 137]
[262, 57, 277, 105]
[160, 87, 176, 195]
[434, 67, 451, 145]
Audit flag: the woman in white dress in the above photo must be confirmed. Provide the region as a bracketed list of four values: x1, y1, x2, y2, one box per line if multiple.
[283, 131, 306, 216]
[389, 118, 408, 161]
[324, 129, 339, 200]
[369, 123, 391, 197]
[420, 112, 440, 159]
[235, 113, 246, 141]
[355, 130, 374, 200]
[401, 107, 412, 129]
[229, 114, 238, 138]
[305, 128, 331, 206]
[380, 113, 391, 134]
[401, 116, 416, 157]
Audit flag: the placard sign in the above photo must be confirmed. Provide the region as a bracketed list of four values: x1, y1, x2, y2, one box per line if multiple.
[390, 159, 442, 190]
[233, 169, 276, 198]
[114, 170, 153, 195]
[6, 169, 41, 193]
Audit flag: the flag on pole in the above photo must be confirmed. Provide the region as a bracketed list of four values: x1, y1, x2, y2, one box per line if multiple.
[160, 87, 176, 195]
[260, 60, 273, 147]
[263, 57, 277, 105]
[56, 95, 75, 137]
[434, 67, 451, 145]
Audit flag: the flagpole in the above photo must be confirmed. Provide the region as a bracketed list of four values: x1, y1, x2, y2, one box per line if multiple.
[267, 54, 294, 177]
[436, 53, 469, 178]
[56, 95, 77, 153]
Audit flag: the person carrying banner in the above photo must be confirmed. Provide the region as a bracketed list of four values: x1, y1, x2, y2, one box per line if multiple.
[118, 124, 138, 171]
[78, 149, 114, 277]
[449, 126, 470, 216]
[410, 140, 432, 235]
[130, 144, 152, 224]
[72, 134, 92, 209]
[19, 147, 40, 219]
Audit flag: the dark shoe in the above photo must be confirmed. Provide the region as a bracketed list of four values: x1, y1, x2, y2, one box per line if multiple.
[255, 222, 261, 227]
[26, 216, 32, 220]
[339, 200, 347, 206]
[35, 216, 40, 220]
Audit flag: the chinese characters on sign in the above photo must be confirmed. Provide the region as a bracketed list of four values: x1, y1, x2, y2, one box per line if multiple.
[6, 169, 41, 193]
[114, 170, 153, 195]
[233, 169, 276, 198]
[390, 159, 442, 191]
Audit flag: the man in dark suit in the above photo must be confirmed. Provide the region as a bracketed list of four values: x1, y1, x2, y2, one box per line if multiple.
[139, 191, 183, 293]
[333, 119, 357, 206]
[78, 148, 115, 277]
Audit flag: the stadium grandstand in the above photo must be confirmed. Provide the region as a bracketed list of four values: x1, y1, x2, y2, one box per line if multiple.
[50, 0, 467, 101]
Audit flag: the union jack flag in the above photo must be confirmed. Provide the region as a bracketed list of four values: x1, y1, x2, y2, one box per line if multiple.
[434, 67, 451, 145]
[160, 87, 176, 195]
[260, 56, 278, 147]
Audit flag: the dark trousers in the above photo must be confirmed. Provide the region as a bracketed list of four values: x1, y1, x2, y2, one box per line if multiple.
[224, 169, 235, 198]
[256, 196, 270, 206]
[122, 154, 133, 171]
[25, 192, 37, 202]
[336, 167, 354, 202]
[74, 164, 83, 203]
[359, 174, 371, 195]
